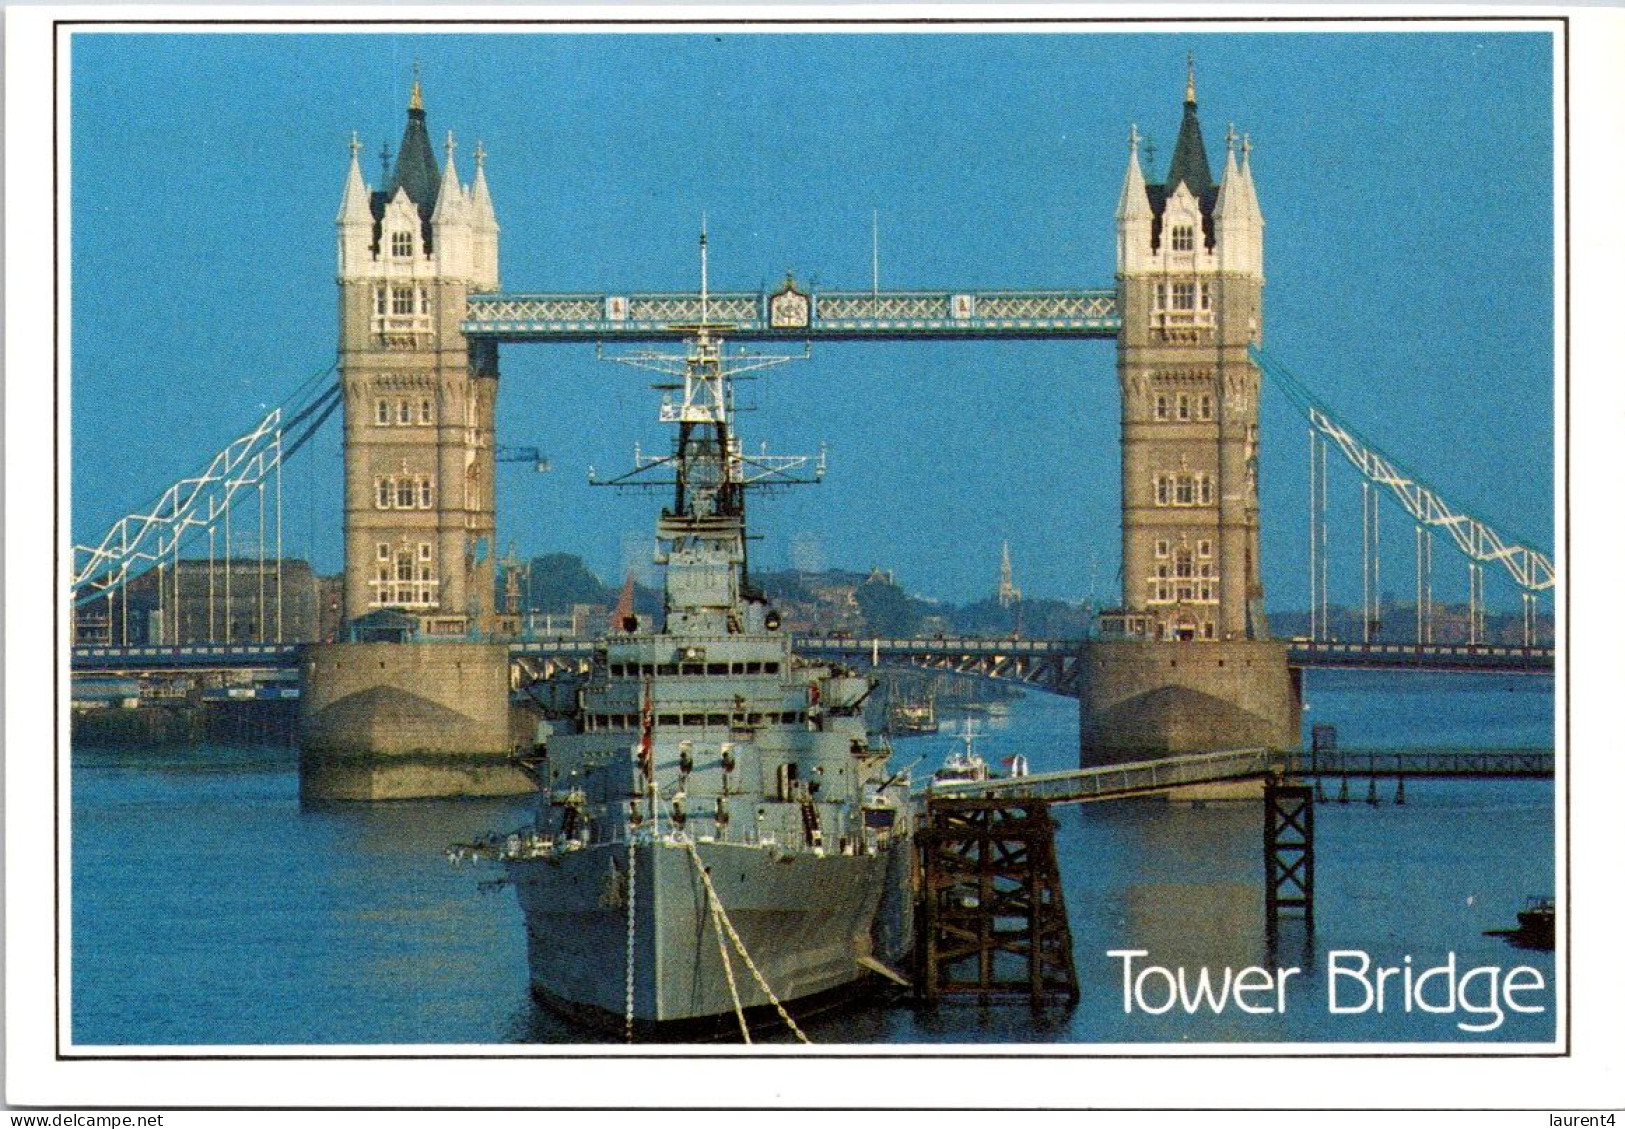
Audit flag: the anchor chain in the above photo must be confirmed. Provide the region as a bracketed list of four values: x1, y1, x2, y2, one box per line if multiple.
[623, 838, 637, 1042]
[680, 835, 811, 1044]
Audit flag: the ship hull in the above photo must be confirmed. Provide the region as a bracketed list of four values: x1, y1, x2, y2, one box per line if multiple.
[510, 835, 914, 1034]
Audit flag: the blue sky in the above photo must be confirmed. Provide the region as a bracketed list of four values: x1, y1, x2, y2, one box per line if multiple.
[68, 27, 1555, 610]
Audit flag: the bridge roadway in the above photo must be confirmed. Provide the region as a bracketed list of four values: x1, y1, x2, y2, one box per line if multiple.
[924, 746, 1555, 807]
[70, 635, 1555, 682]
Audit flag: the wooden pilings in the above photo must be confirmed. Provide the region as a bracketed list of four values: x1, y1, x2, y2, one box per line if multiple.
[914, 799, 1079, 1008]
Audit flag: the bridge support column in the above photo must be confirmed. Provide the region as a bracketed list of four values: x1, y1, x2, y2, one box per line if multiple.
[1264, 779, 1315, 936]
[1077, 639, 1300, 769]
[297, 641, 532, 800]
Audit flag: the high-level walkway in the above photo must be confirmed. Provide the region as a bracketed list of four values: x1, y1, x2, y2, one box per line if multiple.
[462, 288, 1119, 342]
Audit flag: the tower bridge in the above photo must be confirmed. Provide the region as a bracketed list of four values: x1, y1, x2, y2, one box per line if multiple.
[71, 64, 1557, 798]
[330, 63, 1273, 656]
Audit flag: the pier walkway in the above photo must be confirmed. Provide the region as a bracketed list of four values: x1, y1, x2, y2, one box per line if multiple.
[924, 747, 1555, 807]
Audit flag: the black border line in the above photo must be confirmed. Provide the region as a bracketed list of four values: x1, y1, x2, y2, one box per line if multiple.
[52, 17, 64, 1063]
[51, 11, 1572, 1070]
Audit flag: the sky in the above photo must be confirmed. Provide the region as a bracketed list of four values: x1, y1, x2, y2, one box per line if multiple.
[67, 25, 1556, 611]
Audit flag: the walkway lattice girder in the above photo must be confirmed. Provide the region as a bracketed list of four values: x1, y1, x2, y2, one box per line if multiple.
[462, 288, 1120, 342]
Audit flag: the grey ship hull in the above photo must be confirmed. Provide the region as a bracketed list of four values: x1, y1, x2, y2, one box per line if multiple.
[510, 835, 914, 1033]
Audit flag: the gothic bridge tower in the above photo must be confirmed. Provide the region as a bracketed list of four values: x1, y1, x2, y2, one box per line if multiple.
[335, 77, 501, 636]
[299, 76, 521, 800]
[1114, 62, 1265, 643]
[1082, 65, 1299, 765]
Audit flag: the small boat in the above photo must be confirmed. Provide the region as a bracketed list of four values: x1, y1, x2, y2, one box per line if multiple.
[930, 722, 991, 789]
[1484, 895, 1555, 951]
[1514, 896, 1556, 949]
[889, 690, 939, 735]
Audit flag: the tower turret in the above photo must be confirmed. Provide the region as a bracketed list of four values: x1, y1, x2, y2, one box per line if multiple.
[431, 132, 471, 279]
[1212, 127, 1264, 276]
[336, 133, 373, 275]
[1116, 126, 1154, 272]
[469, 141, 501, 290]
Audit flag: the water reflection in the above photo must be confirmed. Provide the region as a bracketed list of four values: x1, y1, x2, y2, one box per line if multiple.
[70, 675, 1556, 1046]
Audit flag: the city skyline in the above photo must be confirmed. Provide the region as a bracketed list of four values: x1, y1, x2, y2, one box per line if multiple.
[68, 29, 1556, 610]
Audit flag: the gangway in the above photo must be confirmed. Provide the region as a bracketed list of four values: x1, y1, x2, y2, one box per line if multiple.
[924, 745, 1555, 807]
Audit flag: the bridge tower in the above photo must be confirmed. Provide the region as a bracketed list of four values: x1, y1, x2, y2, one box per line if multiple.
[335, 76, 501, 636]
[1113, 60, 1265, 644]
[1082, 63, 1298, 766]
[299, 76, 525, 802]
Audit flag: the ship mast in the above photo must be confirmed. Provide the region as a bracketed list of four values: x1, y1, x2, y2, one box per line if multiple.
[591, 231, 824, 631]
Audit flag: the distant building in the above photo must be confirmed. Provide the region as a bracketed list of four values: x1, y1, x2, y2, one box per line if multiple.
[84, 559, 331, 645]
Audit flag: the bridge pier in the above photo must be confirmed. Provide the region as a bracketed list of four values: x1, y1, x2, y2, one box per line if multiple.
[1077, 639, 1301, 770]
[297, 641, 532, 801]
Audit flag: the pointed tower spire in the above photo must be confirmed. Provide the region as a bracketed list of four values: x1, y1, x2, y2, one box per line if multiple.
[1239, 132, 1263, 221]
[1116, 123, 1155, 273]
[1165, 56, 1214, 201]
[386, 69, 441, 231]
[1214, 122, 1243, 220]
[998, 541, 1021, 608]
[336, 131, 375, 275]
[471, 141, 495, 219]
[1116, 123, 1152, 222]
[337, 131, 370, 224]
[433, 129, 466, 222]
[466, 139, 500, 290]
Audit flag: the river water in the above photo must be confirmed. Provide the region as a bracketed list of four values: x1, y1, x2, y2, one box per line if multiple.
[70, 669, 1556, 1047]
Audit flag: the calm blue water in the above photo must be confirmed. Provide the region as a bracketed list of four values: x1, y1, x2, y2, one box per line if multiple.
[71, 670, 1556, 1046]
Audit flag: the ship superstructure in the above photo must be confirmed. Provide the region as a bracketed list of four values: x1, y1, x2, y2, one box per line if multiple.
[486, 266, 914, 1039]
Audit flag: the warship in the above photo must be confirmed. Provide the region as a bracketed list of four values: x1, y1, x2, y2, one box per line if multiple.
[477, 278, 915, 1040]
